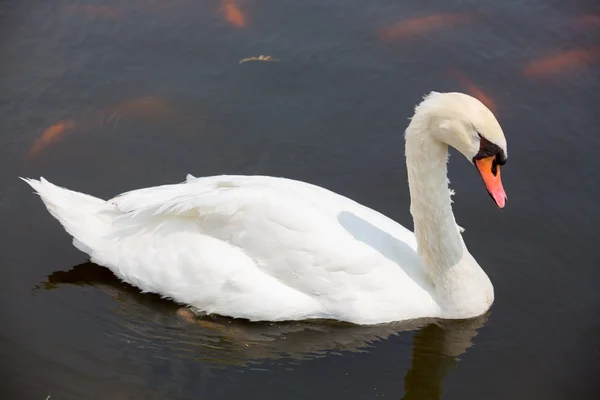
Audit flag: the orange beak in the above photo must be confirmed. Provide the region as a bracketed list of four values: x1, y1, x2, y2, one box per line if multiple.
[475, 156, 507, 208]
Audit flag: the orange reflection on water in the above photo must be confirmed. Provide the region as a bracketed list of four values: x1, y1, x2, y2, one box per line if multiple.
[448, 70, 497, 114]
[29, 120, 76, 158]
[523, 45, 600, 78]
[27, 97, 175, 158]
[578, 14, 600, 28]
[65, 4, 124, 20]
[221, 0, 246, 28]
[380, 13, 475, 41]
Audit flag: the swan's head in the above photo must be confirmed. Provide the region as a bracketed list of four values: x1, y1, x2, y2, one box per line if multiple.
[413, 91, 508, 208]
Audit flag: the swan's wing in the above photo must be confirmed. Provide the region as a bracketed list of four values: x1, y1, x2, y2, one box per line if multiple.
[98, 175, 429, 322]
[110, 180, 242, 218]
[109, 176, 379, 278]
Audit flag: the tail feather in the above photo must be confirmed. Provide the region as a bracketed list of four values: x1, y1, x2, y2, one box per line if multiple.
[21, 177, 113, 255]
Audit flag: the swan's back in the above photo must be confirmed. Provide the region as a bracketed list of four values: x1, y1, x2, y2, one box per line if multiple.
[25, 175, 437, 324]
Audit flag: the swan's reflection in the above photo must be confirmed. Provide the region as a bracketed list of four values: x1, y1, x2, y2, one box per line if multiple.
[38, 262, 488, 399]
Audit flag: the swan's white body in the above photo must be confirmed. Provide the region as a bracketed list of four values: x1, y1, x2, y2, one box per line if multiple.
[23, 92, 507, 325]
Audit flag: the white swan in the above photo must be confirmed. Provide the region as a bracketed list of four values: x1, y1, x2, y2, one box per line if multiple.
[22, 91, 508, 325]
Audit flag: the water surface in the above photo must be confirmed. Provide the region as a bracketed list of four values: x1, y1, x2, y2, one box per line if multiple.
[1, 0, 599, 399]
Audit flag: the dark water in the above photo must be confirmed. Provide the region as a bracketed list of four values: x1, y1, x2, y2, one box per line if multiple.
[1, 0, 600, 399]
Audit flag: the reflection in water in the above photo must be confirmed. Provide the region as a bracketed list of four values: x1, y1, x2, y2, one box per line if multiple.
[402, 321, 480, 400]
[101, 96, 178, 128]
[25, 96, 184, 159]
[37, 262, 488, 398]
[28, 119, 76, 159]
[523, 45, 600, 78]
[220, 0, 246, 28]
[379, 13, 476, 41]
[447, 69, 498, 115]
[578, 14, 600, 28]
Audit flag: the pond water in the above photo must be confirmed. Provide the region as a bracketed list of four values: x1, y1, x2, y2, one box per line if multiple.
[1, 0, 599, 399]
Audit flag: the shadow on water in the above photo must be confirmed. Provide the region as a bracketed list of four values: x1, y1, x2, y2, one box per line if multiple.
[36, 262, 489, 399]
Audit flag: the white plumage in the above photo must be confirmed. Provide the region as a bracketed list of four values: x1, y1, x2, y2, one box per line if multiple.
[23, 92, 507, 325]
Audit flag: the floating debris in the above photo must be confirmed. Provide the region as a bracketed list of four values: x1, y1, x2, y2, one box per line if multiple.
[239, 55, 280, 64]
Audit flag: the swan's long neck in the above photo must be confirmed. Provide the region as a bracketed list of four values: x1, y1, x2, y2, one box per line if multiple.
[405, 119, 463, 279]
[404, 113, 494, 317]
